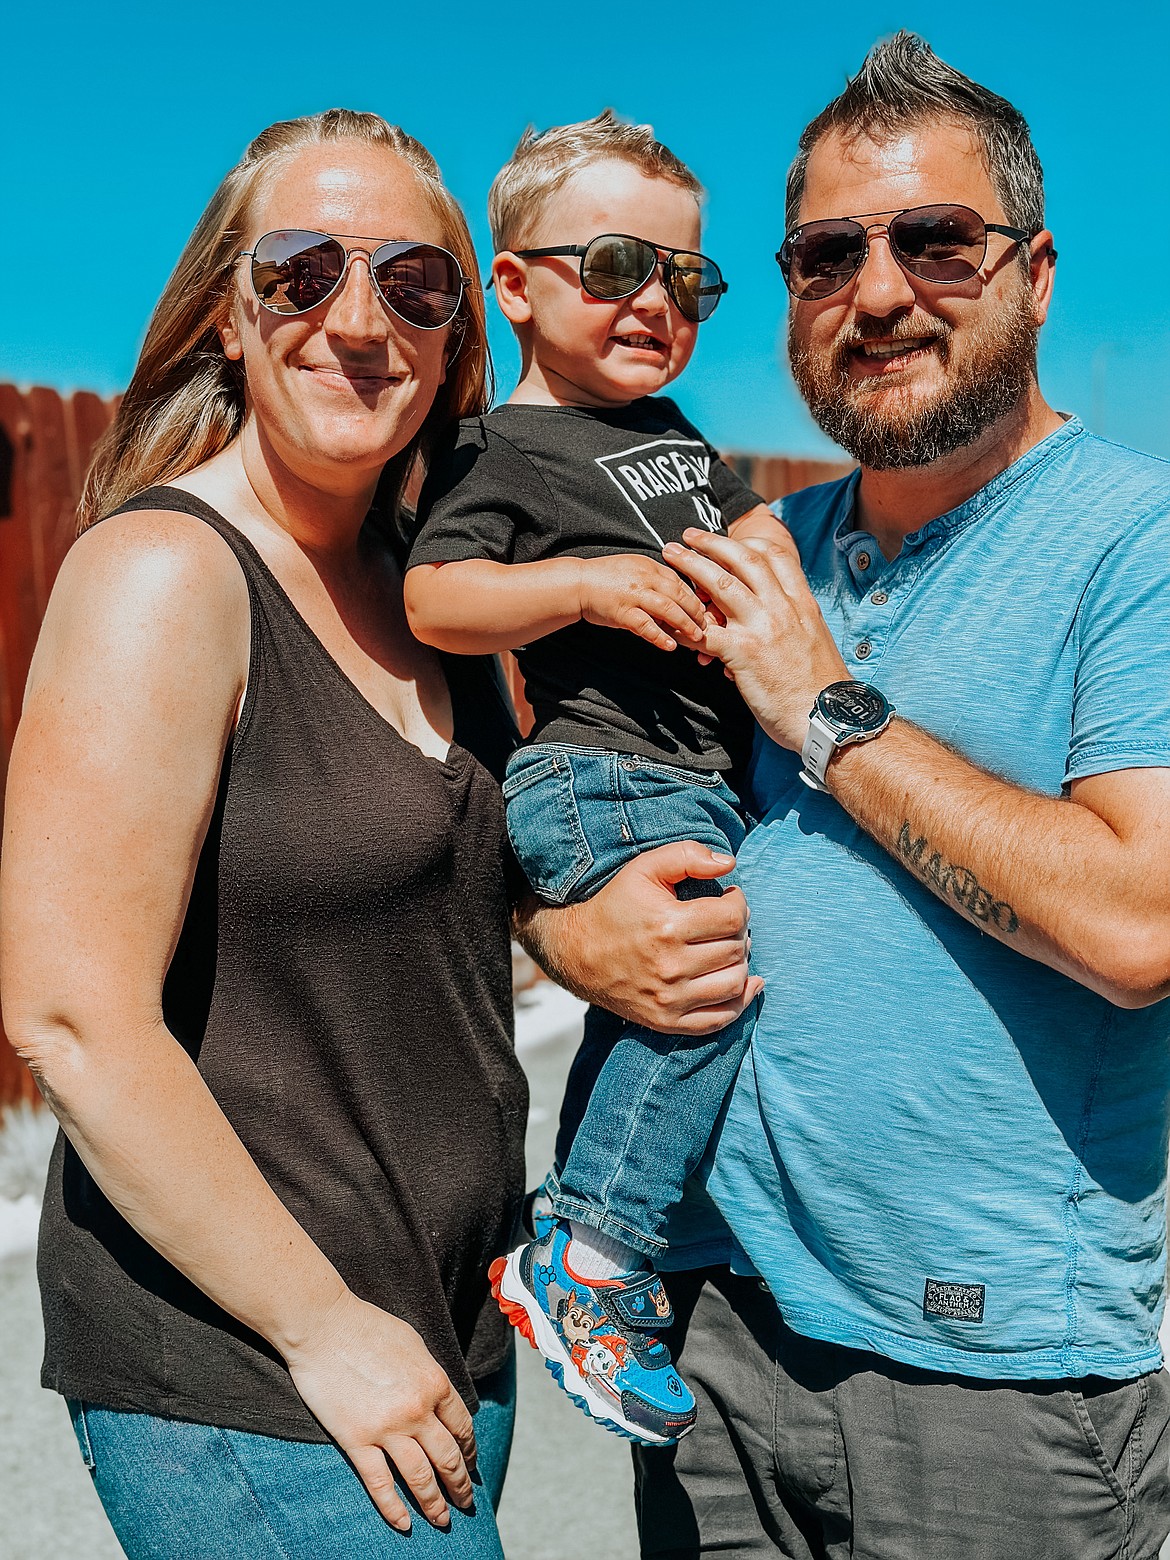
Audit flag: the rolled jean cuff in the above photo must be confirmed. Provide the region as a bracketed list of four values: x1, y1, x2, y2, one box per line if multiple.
[550, 1191, 668, 1260]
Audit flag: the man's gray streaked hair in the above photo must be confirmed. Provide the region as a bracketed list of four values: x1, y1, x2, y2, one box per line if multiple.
[785, 32, 1045, 239]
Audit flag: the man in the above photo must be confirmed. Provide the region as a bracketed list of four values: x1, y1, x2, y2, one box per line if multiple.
[618, 31, 1170, 1559]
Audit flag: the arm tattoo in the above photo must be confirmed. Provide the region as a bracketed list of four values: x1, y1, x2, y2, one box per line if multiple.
[897, 822, 1020, 935]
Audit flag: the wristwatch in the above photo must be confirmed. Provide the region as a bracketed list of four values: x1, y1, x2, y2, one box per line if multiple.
[800, 680, 895, 792]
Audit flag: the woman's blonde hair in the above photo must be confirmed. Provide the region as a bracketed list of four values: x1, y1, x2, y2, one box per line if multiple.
[81, 109, 490, 530]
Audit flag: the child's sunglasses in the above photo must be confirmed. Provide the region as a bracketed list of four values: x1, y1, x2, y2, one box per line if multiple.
[776, 203, 1033, 302]
[511, 233, 728, 323]
[239, 229, 472, 329]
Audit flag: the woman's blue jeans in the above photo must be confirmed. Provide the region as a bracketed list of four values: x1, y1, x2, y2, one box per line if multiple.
[503, 741, 755, 1259]
[66, 1355, 515, 1559]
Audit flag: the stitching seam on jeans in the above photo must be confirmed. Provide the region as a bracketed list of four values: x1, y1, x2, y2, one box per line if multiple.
[213, 1428, 298, 1560]
[73, 1402, 96, 1471]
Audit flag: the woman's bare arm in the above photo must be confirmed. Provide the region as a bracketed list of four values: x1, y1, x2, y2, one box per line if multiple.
[0, 511, 473, 1532]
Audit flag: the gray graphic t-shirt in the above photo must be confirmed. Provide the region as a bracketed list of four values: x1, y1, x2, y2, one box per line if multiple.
[409, 398, 761, 779]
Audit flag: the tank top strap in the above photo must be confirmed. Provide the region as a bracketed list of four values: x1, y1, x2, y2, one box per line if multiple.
[111, 484, 293, 615]
[109, 485, 519, 776]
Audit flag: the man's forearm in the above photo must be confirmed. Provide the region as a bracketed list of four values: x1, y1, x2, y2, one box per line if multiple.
[826, 718, 1169, 1006]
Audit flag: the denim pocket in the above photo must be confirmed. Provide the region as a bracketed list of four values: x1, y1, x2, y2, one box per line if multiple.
[68, 1399, 96, 1471]
[614, 755, 726, 789]
[503, 748, 594, 905]
[501, 752, 560, 800]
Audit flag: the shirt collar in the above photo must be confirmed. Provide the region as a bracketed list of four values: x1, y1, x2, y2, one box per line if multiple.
[832, 417, 1086, 562]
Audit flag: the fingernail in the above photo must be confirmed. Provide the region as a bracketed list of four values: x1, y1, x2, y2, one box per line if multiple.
[711, 852, 734, 864]
[392, 1516, 412, 1533]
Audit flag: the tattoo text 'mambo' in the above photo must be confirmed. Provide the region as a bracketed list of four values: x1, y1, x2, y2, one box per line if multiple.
[897, 823, 1019, 934]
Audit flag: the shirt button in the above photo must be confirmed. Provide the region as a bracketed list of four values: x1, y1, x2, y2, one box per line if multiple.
[870, 590, 889, 605]
[856, 551, 871, 570]
[855, 641, 872, 660]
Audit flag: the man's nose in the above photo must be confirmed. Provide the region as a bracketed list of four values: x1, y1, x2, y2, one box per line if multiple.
[325, 252, 390, 340]
[850, 228, 917, 317]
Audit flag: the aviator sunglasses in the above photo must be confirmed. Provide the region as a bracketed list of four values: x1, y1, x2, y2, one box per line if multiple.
[512, 233, 728, 322]
[239, 229, 472, 329]
[776, 203, 1035, 302]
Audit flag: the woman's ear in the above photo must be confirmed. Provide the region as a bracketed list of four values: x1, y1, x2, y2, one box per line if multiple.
[219, 305, 244, 362]
[492, 253, 533, 327]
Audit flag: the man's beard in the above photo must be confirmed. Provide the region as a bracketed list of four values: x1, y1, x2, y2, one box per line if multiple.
[788, 283, 1039, 471]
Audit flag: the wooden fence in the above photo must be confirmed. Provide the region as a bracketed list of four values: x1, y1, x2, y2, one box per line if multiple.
[0, 382, 850, 1107]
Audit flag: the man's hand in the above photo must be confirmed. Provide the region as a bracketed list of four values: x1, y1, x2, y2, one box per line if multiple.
[663, 528, 849, 748]
[576, 553, 709, 653]
[515, 840, 760, 1034]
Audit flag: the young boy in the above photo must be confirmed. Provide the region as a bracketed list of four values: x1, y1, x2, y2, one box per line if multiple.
[404, 112, 782, 1447]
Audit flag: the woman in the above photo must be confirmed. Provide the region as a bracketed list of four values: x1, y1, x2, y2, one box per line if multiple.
[0, 105, 758, 1558]
[0, 111, 524, 1558]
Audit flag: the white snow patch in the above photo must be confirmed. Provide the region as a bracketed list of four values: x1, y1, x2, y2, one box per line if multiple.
[0, 1193, 39, 1259]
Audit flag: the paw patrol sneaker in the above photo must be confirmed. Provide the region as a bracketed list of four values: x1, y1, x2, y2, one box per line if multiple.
[489, 1219, 696, 1445]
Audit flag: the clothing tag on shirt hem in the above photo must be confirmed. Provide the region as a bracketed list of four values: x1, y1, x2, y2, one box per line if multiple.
[923, 1279, 985, 1323]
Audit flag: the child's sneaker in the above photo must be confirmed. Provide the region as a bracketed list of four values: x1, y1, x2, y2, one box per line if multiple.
[489, 1220, 696, 1445]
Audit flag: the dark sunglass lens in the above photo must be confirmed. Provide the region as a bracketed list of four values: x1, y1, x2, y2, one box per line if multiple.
[785, 222, 866, 300]
[891, 205, 984, 282]
[581, 235, 656, 300]
[668, 254, 724, 322]
[251, 231, 344, 314]
[373, 244, 463, 328]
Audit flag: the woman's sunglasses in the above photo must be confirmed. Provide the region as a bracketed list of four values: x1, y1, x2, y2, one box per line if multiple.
[776, 203, 1033, 302]
[239, 229, 472, 329]
[511, 233, 728, 323]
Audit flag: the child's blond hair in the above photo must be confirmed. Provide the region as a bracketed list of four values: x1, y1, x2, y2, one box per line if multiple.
[488, 109, 703, 254]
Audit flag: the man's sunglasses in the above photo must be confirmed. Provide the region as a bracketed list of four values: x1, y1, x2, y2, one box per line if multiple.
[239, 229, 472, 329]
[511, 233, 728, 323]
[776, 203, 1034, 302]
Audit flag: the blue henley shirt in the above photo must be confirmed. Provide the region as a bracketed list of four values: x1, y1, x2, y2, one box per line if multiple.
[701, 418, 1170, 1380]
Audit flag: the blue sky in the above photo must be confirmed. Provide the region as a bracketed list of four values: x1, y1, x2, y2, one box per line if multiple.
[5, 1, 1167, 460]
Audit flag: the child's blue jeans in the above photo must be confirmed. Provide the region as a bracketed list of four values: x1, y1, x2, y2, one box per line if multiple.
[503, 741, 755, 1260]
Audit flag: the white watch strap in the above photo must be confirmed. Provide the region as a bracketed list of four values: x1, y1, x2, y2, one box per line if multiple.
[800, 712, 836, 790]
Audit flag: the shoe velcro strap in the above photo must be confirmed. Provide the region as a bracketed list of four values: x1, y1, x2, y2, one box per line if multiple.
[607, 1273, 674, 1330]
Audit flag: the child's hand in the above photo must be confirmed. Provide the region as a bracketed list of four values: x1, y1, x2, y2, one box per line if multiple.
[576, 554, 709, 652]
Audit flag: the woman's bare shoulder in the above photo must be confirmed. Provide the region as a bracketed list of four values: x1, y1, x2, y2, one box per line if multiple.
[35, 506, 250, 702]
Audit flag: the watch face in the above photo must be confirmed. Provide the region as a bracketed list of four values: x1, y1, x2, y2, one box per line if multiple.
[817, 680, 890, 730]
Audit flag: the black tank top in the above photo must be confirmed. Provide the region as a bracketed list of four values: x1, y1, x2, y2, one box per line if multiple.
[37, 487, 528, 1439]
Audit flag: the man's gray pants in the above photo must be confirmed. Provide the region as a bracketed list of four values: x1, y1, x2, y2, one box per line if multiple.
[632, 1268, 1170, 1560]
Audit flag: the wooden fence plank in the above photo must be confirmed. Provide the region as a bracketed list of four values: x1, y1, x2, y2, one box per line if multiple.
[0, 386, 116, 1106]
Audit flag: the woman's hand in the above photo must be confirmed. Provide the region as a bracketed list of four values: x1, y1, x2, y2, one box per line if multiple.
[663, 528, 849, 751]
[285, 1291, 477, 1533]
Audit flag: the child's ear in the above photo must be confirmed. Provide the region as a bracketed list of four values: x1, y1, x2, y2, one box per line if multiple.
[492, 253, 533, 326]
